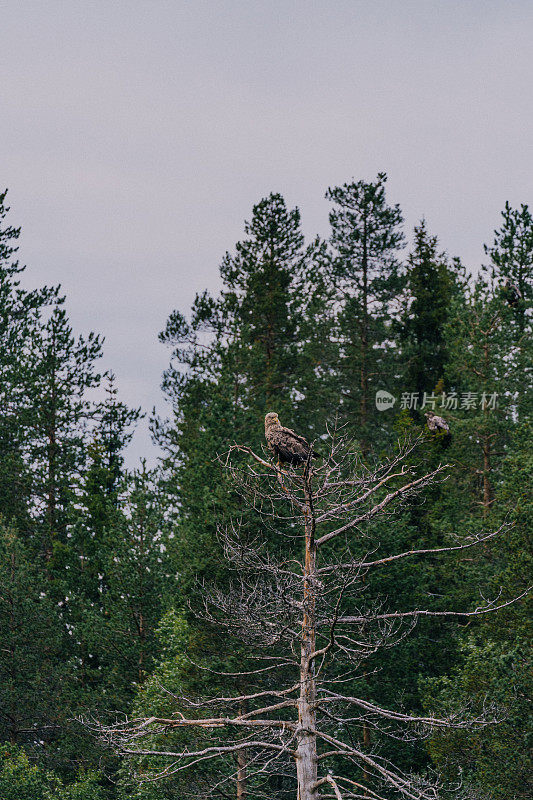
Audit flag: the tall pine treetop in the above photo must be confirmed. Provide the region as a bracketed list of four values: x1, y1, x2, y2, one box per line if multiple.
[484, 201, 532, 337]
[326, 172, 404, 292]
[325, 173, 405, 443]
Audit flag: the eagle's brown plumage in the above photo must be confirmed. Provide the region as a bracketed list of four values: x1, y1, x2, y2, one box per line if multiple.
[425, 411, 452, 447]
[502, 277, 523, 308]
[264, 412, 316, 466]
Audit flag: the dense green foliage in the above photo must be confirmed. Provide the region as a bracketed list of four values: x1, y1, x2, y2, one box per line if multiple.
[0, 184, 530, 798]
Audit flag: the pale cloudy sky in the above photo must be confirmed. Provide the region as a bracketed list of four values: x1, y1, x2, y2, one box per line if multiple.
[1, 1, 532, 463]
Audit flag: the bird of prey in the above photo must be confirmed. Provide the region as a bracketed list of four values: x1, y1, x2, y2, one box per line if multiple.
[425, 411, 452, 447]
[502, 277, 523, 308]
[264, 412, 317, 466]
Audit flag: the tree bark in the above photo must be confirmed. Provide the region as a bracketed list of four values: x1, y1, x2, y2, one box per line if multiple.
[296, 472, 318, 800]
[236, 700, 247, 799]
[236, 747, 247, 800]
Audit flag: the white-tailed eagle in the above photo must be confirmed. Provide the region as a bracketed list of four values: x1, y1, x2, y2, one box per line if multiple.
[264, 412, 317, 466]
[425, 411, 452, 447]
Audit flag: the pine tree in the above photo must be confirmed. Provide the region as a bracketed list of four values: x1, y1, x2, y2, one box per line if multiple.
[155, 193, 334, 591]
[73, 372, 142, 595]
[484, 201, 533, 338]
[30, 305, 104, 567]
[0, 524, 71, 747]
[0, 188, 172, 795]
[220, 193, 303, 415]
[419, 206, 533, 799]
[423, 422, 532, 800]
[74, 465, 173, 710]
[0, 189, 58, 530]
[483, 201, 533, 420]
[326, 173, 404, 446]
[0, 744, 105, 800]
[398, 220, 466, 404]
[443, 203, 532, 520]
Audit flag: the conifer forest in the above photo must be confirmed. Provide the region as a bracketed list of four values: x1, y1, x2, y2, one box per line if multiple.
[0, 178, 531, 800]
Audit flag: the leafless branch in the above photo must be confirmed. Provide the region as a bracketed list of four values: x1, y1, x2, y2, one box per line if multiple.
[87, 432, 523, 800]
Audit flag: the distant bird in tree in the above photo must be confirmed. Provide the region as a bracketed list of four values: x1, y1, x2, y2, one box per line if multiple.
[425, 411, 452, 447]
[264, 412, 317, 466]
[501, 277, 523, 308]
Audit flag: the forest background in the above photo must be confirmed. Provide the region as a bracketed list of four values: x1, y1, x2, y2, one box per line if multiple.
[0, 174, 531, 798]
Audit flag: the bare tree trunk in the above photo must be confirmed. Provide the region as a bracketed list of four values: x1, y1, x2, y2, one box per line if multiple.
[236, 750, 247, 799]
[296, 471, 318, 800]
[361, 573, 371, 790]
[362, 719, 371, 791]
[237, 701, 247, 799]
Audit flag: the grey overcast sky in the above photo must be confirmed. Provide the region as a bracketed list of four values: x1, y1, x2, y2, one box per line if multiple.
[1, 1, 532, 463]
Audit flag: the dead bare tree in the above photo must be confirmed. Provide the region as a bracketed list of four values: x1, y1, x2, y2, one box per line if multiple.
[90, 432, 527, 800]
